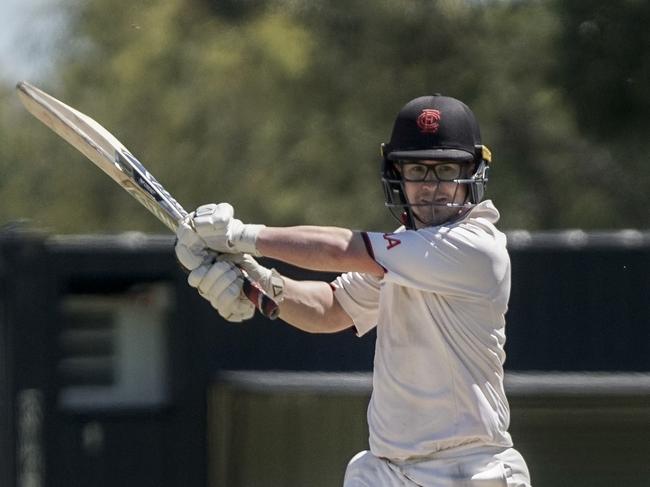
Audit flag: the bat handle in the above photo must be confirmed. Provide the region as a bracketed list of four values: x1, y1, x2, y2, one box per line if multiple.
[242, 278, 280, 320]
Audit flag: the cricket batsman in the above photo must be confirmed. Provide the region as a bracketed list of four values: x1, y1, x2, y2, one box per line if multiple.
[175, 95, 532, 486]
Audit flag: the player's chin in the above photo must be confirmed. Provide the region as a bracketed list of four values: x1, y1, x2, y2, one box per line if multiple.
[413, 208, 439, 227]
[414, 206, 457, 227]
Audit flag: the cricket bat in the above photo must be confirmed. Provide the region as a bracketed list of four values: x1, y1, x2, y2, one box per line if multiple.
[16, 80, 279, 319]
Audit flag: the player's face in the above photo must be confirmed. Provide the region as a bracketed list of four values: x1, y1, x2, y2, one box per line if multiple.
[397, 160, 470, 228]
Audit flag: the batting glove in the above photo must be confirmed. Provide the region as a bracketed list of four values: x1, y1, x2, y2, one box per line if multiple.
[220, 253, 285, 303]
[175, 218, 210, 271]
[189, 203, 264, 256]
[187, 257, 255, 322]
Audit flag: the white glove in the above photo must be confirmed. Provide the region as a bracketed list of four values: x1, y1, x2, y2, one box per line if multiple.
[187, 257, 255, 322]
[222, 254, 285, 303]
[175, 218, 210, 271]
[176, 203, 265, 263]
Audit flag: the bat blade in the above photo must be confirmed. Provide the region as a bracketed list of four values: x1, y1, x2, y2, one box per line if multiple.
[16, 81, 184, 232]
[16, 81, 279, 319]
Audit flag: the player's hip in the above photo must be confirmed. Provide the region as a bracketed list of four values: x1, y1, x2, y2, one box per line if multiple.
[343, 445, 531, 487]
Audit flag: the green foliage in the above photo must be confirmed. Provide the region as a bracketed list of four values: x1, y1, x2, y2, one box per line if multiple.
[554, 0, 650, 136]
[551, 0, 650, 228]
[1, 0, 648, 233]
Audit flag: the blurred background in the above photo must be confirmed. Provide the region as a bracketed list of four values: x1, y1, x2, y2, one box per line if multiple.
[0, 0, 649, 486]
[1, 0, 649, 233]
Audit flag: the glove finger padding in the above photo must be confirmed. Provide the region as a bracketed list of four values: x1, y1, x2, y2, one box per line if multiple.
[219, 296, 255, 322]
[175, 218, 209, 271]
[187, 261, 255, 322]
[192, 203, 233, 252]
[193, 203, 233, 230]
[193, 261, 239, 296]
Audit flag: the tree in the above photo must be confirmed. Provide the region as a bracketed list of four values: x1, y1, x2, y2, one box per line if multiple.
[1, 0, 647, 233]
[552, 0, 650, 227]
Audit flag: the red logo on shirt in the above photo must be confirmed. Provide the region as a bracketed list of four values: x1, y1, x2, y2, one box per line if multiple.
[383, 233, 401, 250]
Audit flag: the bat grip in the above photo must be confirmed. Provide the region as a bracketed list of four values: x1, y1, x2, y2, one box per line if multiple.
[242, 278, 280, 320]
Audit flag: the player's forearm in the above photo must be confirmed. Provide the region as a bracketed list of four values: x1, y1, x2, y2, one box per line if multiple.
[278, 277, 353, 334]
[256, 226, 382, 275]
[257, 226, 354, 271]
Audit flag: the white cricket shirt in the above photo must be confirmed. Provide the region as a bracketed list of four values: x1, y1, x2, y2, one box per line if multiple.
[332, 200, 513, 460]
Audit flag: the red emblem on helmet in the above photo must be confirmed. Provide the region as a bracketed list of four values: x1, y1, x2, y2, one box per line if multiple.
[417, 109, 441, 134]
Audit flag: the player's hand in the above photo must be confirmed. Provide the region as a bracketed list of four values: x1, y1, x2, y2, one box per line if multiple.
[180, 203, 265, 257]
[175, 218, 210, 271]
[221, 254, 285, 303]
[187, 257, 255, 322]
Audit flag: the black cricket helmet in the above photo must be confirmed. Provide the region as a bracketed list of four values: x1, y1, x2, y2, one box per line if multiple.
[381, 95, 491, 228]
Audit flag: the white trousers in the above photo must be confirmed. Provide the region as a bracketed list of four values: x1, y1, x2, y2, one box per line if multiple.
[343, 445, 531, 487]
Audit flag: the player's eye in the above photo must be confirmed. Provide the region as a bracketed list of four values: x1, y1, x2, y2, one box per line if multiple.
[400, 162, 462, 182]
[402, 163, 428, 180]
[433, 163, 461, 181]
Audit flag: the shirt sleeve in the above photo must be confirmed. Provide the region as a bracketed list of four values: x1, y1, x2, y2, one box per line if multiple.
[331, 272, 381, 336]
[363, 219, 509, 299]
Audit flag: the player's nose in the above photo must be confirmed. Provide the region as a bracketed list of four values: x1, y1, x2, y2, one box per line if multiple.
[419, 179, 439, 190]
[418, 180, 441, 196]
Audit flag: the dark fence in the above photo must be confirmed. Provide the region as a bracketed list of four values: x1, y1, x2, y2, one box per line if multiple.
[0, 229, 207, 487]
[210, 370, 650, 487]
[0, 226, 649, 486]
[506, 229, 650, 371]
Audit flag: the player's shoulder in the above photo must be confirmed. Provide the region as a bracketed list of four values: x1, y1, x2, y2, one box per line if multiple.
[461, 200, 502, 233]
[435, 200, 507, 257]
[450, 200, 505, 245]
[447, 201, 510, 284]
[420, 200, 504, 242]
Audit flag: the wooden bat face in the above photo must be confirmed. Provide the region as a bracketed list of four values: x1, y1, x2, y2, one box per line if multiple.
[113, 148, 187, 232]
[16, 81, 185, 231]
[16, 81, 280, 319]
